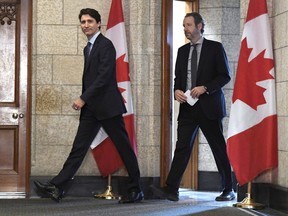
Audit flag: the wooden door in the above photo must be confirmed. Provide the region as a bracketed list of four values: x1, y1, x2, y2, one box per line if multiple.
[0, 0, 31, 197]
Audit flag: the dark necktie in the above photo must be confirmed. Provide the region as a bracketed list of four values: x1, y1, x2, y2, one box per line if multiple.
[84, 42, 92, 60]
[191, 44, 198, 88]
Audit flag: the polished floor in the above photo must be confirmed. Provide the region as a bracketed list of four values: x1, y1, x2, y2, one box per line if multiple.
[0, 190, 286, 216]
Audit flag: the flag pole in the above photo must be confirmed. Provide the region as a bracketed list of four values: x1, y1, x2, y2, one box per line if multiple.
[233, 182, 265, 209]
[94, 174, 120, 200]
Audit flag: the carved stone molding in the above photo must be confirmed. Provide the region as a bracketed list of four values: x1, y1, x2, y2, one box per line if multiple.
[0, 3, 17, 25]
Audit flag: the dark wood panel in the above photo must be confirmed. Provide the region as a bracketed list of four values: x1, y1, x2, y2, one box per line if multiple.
[0, 127, 18, 173]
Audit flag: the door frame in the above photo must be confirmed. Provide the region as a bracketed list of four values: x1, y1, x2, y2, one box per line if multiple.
[160, 0, 199, 189]
[0, 0, 32, 196]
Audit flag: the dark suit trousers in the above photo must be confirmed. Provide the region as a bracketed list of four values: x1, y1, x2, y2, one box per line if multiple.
[50, 107, 141, 192]
[166, 102, 233, 191]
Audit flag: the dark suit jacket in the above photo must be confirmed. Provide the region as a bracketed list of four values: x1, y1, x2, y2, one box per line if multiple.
[80, 33, 126, 120]
[174, 38, 231, 120]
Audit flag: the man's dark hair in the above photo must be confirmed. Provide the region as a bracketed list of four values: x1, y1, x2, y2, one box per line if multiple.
[79, 8, 101, 29]
[185, 12, 205, 34]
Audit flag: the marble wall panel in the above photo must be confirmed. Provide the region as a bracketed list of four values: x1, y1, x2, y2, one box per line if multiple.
[36, 0, 63, 25]
[35, 115, 79, 146]
[31, 115, 36, 166]
[273, 13, 287, 49]
[200, 8, 223, 36]
[240, 0, 249, 19]
[62, 85, 82, 115]
[53, 56, 83, 84]
[134, 85, 161, 116]
[276, 82, 288, 116]
[222, 8, 240, 35]
[198, 130, 207, 144]
[36, 25, 78, 55]
[278, 151, 288, 187]
[272, 0, 288, 16]
[128, 25, 159, 55]
[225, 89, 233, 117]
[279, 47, 288, 82]
[32, 145, 74, 175]
[36, 85, 62, 114]
[200, 0, 240, 8]
[129, 54, 150, 85]
[136, 116, 161, 149]
[74, 151, 100, 176]
[35, 55, 53, 84]
[63, 0, 109, 25]
[198, 144, 217, 172]
[149, 54, 161, 86]
[150, 0, 161, 25]
[137, 145, 160, 177]
[255, 171, 273, 184]
[221, 34, 240, 63]
[32, 55, 36, 85]
[126, 0, 150, 25]
[278, 117, 288, 152]
[274, 49, 282, 82]
[77, 26, 88, 55]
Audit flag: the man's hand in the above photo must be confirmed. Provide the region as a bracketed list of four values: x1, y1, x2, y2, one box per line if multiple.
[190, 86, 207, 98]
[175, 90, 187, 103]
[72, 98, 85, 111]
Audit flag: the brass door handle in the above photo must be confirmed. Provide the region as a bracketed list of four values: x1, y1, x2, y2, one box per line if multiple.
[12, 113, 24, 119]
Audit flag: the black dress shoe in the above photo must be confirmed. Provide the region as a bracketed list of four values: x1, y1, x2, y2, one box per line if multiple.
[150, 185, 179, 201]
[118, 191, 144, 204]
[215, 189, 235, 201]
[34, 180, 64, 202]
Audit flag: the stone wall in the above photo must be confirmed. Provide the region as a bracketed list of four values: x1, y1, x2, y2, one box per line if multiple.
[271, 0, 288, 188]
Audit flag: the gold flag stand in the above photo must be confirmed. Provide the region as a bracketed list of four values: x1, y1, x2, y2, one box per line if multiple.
[233, 182, 265, 210]
[94, 174, 120, 200]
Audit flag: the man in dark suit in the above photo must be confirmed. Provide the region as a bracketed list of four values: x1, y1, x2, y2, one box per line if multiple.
[151, 12, 235, 201]
[34, 8, 143, 204]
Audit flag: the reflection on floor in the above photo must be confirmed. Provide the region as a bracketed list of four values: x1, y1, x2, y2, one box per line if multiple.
[178, 189, 286, 216]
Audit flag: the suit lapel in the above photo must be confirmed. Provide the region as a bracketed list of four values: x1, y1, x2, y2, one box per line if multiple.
[84, 34, 103, 71]
[197, 38, 207, 76]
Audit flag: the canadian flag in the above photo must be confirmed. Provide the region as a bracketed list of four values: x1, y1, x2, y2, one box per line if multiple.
[90, 0, 137, 177]
[227, 0, 278, 186]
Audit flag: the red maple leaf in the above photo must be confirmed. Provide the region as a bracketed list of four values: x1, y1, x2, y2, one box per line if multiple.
[116, 54, 130, 82]
[116, 54, 129, 104]
[232, 38, 274, 110]
[118, 86, 127, 104]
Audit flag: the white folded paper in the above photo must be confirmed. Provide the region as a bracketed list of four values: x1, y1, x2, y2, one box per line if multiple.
[184, 90, 199, 106]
